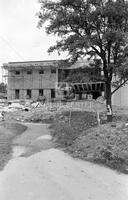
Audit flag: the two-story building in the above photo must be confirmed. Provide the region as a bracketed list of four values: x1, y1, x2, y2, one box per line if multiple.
[2, 60, 105, 101]
[3, 60, 59, 101]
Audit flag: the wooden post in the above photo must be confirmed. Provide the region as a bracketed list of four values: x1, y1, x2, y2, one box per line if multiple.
[97, 111, 100, 125]
[69, 110, 72, 125]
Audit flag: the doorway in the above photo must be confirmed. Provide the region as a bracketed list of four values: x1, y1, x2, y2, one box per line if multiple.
[15, 89, 20, 99]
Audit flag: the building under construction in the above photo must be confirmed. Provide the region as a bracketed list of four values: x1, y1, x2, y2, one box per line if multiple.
[2, 60, 105, 101]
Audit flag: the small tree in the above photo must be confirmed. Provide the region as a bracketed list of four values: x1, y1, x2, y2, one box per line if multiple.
[38, 0, 128, 121]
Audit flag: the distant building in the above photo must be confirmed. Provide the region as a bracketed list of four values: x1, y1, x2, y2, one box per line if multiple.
[3, 60, 104, 101]
[112, 84, 128, 107]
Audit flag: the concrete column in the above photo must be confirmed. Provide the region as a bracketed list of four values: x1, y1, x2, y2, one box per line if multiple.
[44, 90, 51, 101]
[32, 90, 38, 101]
[101, 91, 105, 97]
[56, 68, 58, 84]
[55, 68, 59, 98]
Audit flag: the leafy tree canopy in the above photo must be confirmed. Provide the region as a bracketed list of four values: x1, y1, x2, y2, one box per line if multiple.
[38, 0, 128, 116]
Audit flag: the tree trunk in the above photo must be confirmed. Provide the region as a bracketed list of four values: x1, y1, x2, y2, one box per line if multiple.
[105, 81, 113, 122]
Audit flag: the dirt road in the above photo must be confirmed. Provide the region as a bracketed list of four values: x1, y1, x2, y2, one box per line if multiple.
[0, 123, 128, 200]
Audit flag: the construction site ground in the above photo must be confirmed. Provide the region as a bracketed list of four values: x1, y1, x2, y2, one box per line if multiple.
[0, 100, 128, 199]
[0, 122, 128, 200]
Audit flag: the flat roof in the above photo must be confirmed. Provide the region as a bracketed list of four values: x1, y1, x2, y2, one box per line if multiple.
[3, 60, 62, 69]
[3, 59, 93, 70]
[8, 60, 61, 64]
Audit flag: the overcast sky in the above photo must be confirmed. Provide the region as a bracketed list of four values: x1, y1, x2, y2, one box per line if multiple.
[0, 0, 67, 82]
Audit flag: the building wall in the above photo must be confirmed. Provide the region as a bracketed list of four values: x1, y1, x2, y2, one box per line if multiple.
[7, 68, 58, 101]
[112, 83, 128, 107]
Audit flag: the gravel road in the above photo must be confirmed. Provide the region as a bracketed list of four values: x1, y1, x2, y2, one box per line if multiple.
[0, 123, 128, 200]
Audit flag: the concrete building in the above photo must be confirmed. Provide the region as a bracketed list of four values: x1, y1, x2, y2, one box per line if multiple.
[3, 59, 128, 106]
[112, 84, 128, 107]
[3, 60, 59, 101]
[3, 60, 105, 101]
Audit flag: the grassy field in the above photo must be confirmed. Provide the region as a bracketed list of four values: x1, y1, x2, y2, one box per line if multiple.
[50, 111, 128, 174]
[0, 122, 27, 170]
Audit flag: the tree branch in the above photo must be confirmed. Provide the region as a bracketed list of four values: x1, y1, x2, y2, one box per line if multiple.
[111, 79, 128, 95]
[91, 46, 101, 57]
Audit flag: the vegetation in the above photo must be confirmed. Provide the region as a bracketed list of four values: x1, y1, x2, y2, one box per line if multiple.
[38, 0, 128, 121]
[50, 111, 128, 173]
[0, 123, 27, 170]
[50, 111, 97, 147]
[71, 125, 128, 173]
[65, 67, 102, 83]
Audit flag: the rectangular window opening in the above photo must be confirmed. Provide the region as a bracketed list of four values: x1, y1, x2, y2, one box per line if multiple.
[15, 71, 20, 75]
[51, 89, 55, 98]
[39, 89, 44, 96]
[39, 70, 44, 74]
[51, 69, 56, 74]
[27, 71, 32, 75]
[27, 89, 31, 99]
[15, 89, 20, 99]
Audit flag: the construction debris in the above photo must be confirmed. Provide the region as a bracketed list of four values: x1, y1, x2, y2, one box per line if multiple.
[0, 98, 107, 123]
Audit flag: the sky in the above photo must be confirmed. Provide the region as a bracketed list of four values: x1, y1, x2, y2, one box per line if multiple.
[0, 0, 67, 82]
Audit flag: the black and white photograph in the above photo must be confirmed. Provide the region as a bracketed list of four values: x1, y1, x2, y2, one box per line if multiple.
[0, 0, 128, 199]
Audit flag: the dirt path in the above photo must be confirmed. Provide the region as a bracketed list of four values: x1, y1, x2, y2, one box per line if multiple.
[12, 123, 54, 157]
[0, 123, 128, 200]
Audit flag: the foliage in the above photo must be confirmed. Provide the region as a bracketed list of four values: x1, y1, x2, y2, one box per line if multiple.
[64, 68, 101, 82]
[38, 0, 128, 113]
[64, 59, 102, 82]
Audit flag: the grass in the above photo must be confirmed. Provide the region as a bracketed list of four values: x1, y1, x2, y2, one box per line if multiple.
[50, 111, 97, 147]
[0, 122, 27, 170]
[69, 124, 128, 173]
[50, 111, 128, 174]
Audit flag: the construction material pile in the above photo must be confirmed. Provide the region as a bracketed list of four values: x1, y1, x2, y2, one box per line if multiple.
[0, 98, 106, 123]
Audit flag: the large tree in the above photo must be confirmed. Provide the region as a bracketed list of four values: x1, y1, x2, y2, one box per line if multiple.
[38, 0, 128, 121]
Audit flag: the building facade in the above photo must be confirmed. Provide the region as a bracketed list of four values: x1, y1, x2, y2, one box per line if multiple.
[3, 60, 105, 101]
[3, 60, 59, 101]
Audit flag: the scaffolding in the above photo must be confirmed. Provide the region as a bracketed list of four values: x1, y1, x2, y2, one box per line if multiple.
[2, 61, 105, 101]
[2, 62, 58, 100]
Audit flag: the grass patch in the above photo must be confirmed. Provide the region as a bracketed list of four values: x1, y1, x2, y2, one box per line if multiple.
[70, 124, 128, 173]
[51, 111, 128, 174]
[50, 111, 97, 147]
[0, 122, 27, 170]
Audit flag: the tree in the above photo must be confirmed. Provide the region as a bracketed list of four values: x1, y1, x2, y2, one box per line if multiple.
[38, 0, 128, 121]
